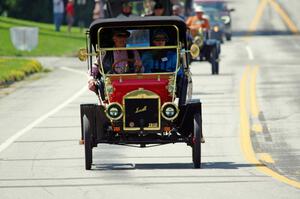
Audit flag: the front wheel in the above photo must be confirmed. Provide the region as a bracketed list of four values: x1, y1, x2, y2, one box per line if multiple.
[83, 115, 93, 170]
[226, 33, 232, 41]
[192, 113, 202, 168]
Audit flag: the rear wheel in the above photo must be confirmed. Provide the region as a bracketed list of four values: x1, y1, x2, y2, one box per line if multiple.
[83, 115, 92, 170]
[192, 113, 202, 168]
[211, 48, 219, 75]
[226, 33, 232, 41]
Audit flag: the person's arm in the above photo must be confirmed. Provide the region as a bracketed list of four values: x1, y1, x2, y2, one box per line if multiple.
[87, 58, 100, 92]
[185, 16, 192, 27]
[204, 18, 210, 29]
[133, 50, 143, 72]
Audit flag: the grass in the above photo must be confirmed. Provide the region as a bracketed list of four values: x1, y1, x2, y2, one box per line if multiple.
[0, 58, 43, 85]
[0, 16, 86, 56]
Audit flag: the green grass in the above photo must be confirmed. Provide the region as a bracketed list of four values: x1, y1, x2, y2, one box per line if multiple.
[0, 17, 86, 56]
[0, 58, 43, 85]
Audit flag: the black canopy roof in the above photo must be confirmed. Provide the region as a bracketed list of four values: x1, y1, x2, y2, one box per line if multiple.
[89, 16, 187, 47]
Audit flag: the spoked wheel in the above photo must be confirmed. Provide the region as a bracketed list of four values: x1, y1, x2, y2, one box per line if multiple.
[192, 113, 202, 168]
[83, 115, 93, 170]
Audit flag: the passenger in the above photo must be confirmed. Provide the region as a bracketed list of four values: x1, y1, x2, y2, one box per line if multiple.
[186, 6, 210, 37]
[142, 30, 181, 75]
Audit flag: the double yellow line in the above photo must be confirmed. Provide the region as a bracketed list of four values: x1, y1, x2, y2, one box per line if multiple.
[239, 65, 300, 188]
[249, 0, 299, 33]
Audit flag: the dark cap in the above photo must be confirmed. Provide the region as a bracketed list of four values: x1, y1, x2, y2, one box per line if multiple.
[153, 30, 168, 41]
[154, 2, 164, 9]
[113, 29, 130, 38]
[122, 1, 132, 8]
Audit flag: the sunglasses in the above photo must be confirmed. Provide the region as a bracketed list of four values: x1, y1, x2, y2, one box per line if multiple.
[115, 34, 128, 38]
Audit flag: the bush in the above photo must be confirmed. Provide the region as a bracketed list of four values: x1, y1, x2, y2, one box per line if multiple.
[0, 58, 43, 85]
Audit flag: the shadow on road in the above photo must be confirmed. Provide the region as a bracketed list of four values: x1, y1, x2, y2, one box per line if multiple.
[94, 161, 264, 170]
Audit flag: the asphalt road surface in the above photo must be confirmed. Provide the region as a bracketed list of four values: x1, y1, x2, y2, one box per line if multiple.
[0, 0, 299, 198]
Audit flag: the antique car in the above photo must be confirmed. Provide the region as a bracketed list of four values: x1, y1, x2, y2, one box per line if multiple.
[203, 7, 226, 43]
[189, 27, 221, 75]
[194, 0, 235, 41]
[78, 16, 204, 170]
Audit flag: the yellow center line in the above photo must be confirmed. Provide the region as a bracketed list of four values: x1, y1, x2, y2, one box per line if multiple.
[268, 0, 299, 33]
[258, 153, 275, 163]
[240, 66, 261, 164]
[240, 66, 300, 189]
[248, 0, 269, 32]
[252, 123, 263, 133]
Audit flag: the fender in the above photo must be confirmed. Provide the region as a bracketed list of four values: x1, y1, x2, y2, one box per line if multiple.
[177, 99, 202, 137]
[80, 104, 109, 144]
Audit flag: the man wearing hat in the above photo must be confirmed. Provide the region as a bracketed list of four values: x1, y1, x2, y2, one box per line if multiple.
[88, 29, 142, 93]
[142, 30, 181, 75]
[186, 6, 210, 37]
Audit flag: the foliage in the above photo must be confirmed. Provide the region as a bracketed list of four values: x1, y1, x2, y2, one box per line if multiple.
[1, 0, 94, 26]
[0, 16, 86, 56]
[0, 58, 43, 85]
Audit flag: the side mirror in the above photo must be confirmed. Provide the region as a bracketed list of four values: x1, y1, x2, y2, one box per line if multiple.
[190, 44, 200, 58]
[78, 48, 88, 61]
[221, 16, 231, 24]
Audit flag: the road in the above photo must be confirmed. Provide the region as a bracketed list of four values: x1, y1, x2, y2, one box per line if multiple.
[0, 0, 299, 198]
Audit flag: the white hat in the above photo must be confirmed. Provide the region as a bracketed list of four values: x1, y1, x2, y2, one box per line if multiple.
[194, 6, 204, 12]
[172, 4, 180, 10]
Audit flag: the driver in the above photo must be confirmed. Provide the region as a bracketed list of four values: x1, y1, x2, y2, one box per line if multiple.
[186, 6, 210, 37]
[88, 29, 143, 93]
[102, 29, 143, 74]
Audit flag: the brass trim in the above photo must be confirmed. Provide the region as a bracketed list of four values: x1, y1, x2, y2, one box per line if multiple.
[96, 24, 181, 103]
[123, 89, 161, 131]
[105, 102, 124, 121]
[161, 102, 179, 121]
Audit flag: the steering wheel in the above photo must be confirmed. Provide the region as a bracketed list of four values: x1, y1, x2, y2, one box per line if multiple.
[112, 59, 135, 74]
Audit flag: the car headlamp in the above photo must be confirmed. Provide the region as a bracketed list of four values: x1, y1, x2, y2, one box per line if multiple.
[193, 36, 203, 47]
[106, 103, 123, 120]
[213, 26, 219, 32]
[161, 102, 179, 121]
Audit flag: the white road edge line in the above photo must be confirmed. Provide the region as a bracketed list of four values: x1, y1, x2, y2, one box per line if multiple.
[0, 86, 87, 153]
[0, 66, 89, 153]
[245, 45, 254, 60]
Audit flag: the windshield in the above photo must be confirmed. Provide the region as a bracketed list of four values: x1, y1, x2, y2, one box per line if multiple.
[203, 8, 221, 23]
[97, 27, 179, 75]
[195, 2, 226, 11]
